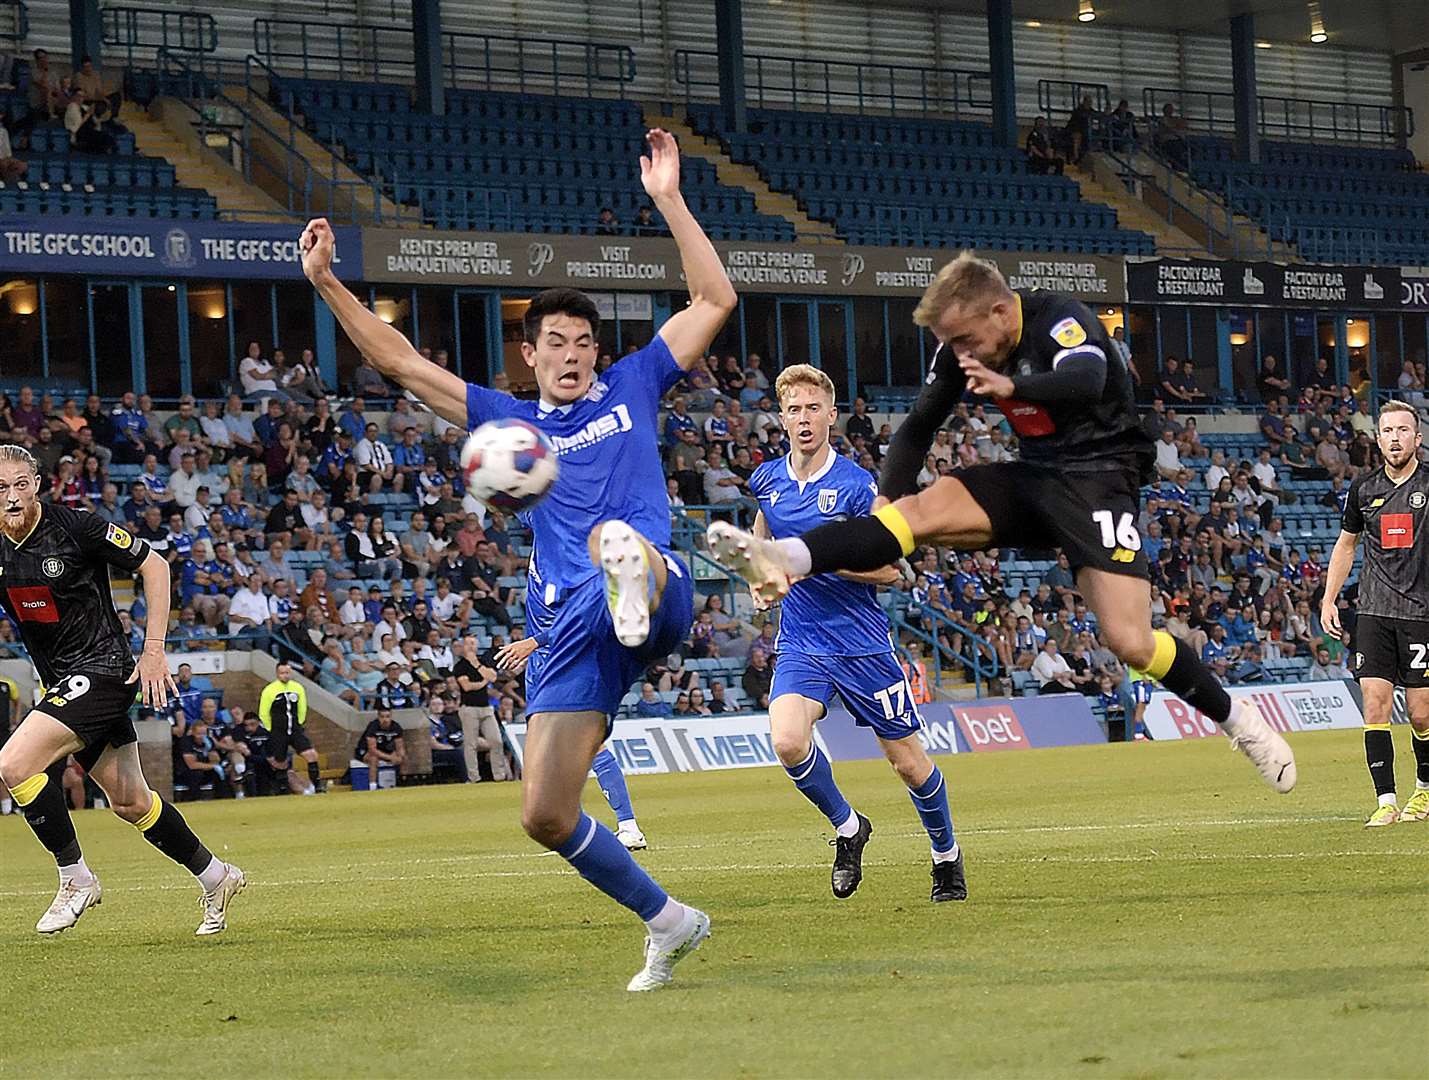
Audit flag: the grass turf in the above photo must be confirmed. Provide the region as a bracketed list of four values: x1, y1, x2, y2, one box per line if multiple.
[1, 729, 1424, 1079]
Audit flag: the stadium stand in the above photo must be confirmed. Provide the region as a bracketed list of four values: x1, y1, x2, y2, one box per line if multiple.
[684, 104, 1157, 254]
[1182, 136, 1429, 264]
[272, 79, 795, 239]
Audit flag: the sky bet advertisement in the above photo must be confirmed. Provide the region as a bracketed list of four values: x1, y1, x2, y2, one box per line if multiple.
[0, 218, 362, 279]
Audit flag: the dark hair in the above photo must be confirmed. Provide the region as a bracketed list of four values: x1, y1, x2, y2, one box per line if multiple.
[522, 288, 600, 346]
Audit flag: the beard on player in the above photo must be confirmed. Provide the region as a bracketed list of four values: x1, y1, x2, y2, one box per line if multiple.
[0, 452, 43, 542]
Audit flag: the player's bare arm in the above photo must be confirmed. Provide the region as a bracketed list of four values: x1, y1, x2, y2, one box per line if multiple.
[1319, 529, 1360, 642]
[300, 218, 468, 424]
[127, 548, 180, 708]
[641, 129, 736, 370]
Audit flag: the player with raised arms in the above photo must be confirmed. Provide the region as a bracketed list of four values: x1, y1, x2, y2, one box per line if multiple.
[748, 364, 965, 902]
[0, 444, 245, 935]
[300, 128, 735, 991]
[1320, 400, 1429, 826]
[711, 252, 1297, 793]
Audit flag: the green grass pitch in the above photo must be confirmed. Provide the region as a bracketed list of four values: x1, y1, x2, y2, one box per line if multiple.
[2, 730, 1423, 1079]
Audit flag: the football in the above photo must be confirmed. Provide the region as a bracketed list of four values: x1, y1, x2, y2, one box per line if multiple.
[459, 418, 559, 513]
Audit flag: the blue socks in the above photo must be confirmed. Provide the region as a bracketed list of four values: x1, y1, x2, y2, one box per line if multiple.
[907, 765, 958, 857]
[556, 812, 668, 920]
[592, 747, 635, 825]
[784, 743, 854, 830]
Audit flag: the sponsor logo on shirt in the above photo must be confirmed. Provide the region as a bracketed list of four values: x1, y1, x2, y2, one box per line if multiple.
[1001, 398, 1056, 437]
[6, 585, 59, 623]
[547, 403, 633, 455]
[105, 522, 135, 550]
[1380, 512, 1414, 549]
[1050, 317, 1087, 348]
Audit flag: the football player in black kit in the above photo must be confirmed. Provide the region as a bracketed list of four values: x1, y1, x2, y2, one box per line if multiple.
[0, 446, 245, 935]
[711, 252, 1296, 792]
[1320, 400, 1429, 826]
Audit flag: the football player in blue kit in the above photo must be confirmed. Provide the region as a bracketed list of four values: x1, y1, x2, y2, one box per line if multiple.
[747, 365, 965, 903]
[299, 128, 735, 992]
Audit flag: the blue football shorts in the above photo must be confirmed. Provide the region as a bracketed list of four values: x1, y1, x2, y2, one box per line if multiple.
[771, 650, 922, 741]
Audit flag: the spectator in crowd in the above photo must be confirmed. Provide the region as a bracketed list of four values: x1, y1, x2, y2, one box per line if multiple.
[0, 111, 27, 180]
[1024, 116, 1064, 175]
[454, 636, 509, 782]
[1308, 645, 1352, 681]
[428, 696, 468, 782]
[1155, 101, 1189, 169]
[595, 206, 620, 235]
[238, 341, 285, 402]
[1031, 639, 1078, 694]
[634, 682, 672, 718]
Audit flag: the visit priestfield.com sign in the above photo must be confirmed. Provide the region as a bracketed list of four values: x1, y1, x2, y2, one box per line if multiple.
[361, 228, 1127, 302]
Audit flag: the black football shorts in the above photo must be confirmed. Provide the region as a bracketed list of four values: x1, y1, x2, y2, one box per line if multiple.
[1353, 614, 1429, 688]
[956, 462, 1150, 579]
[267, 722, 313, 762]
[34, 671, 139, 772]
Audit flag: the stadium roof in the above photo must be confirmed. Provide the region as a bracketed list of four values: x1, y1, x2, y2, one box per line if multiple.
[925, 1, 1428, 55]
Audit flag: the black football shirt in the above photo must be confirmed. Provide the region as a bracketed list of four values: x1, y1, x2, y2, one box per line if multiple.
[0, 503, 150, 686]
[1341, 463, 1429, 622]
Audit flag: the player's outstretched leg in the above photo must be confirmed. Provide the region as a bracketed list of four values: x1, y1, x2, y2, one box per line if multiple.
[1078, 569, 1295, 793]
[770, 695, 871, 898]
[590, 520, 668, 648]
[592, 746, 646, 850]
[89, 742, 245, 936]
[0, 715, 102, 934]
[880, 735, 965, 902]
[524, 711, 707, 991]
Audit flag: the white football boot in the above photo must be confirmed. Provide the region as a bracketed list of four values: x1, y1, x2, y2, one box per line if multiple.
[706, 521, 795, 608]
[196, 863, 246, 937]
[36, 876, 102, 934]
[627, 906, 711, 992]
[599, 520, 653, 647]
[1223, 698, 1297, 793]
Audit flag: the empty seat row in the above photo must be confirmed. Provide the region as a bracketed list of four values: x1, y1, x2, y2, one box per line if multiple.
[0, 187, 218, 219]
[778, 171, 1083, 204]
[23, 155, 178, 189]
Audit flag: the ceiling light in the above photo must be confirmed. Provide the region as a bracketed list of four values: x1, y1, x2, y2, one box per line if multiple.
[1078, 1, 1096, 22]
[1025, 20, 1042, 27]
[1255, 41, 1273, 49]
[1308, 1, 1327, 42]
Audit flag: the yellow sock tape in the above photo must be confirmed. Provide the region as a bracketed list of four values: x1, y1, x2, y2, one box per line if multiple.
[872, 505, 916, 557]
[10, 772, 47, 807]
[1145, 630, 1178, 682]
[134, 790, 163, 832]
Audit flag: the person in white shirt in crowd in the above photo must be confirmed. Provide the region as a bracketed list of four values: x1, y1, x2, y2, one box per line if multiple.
[418, 629, 455, 677]
[301, 489, 336, 545]
[371, 605, 407, 654]
[228, 575, 273, 646]
[199, 400, 231, 458]
[168, 452, 202, 510]
[374, 633, 408, 674]
[428, 576, 470, 637]
[224, 395, 261, 460]
[1031, 639, 1078, 694]
[339, 586, 367, 627]
[183, 486, 215, 533]
[1154, 428, 1182, 481]
[354, 422, 396, 493]
[1204, 449, 1229, 492]
[286, 455, 319, 503]
[258, 540, 296, 586]
[238, 341, 286, 403]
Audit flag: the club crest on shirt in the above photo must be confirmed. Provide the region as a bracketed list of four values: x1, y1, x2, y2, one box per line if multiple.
[1412, 492, 1426, 509]
[41, 557, 63, 578]
[1050, 317, 1087, 348]
[818, 489, 838, 514]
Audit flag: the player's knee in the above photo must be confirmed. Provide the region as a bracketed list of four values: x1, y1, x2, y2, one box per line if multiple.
[1104, 626, 1156, 670]
[0, 748, 27, 790]
[770, 727, 812, 766]
[109, 788, 151, 823]
[521, 804, 578, 849]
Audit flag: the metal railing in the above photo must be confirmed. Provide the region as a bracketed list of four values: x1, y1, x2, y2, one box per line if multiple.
[1141, 86, 1413, 146]
[158, 48, 415, 226]
[886, 603, 998, 699]
[252, 18, 636, 98]
[673, 48, 991, 118]
[0, 0, 27, 43]
[103, 7, 217, 60]
[1037, 78, 1110, 120]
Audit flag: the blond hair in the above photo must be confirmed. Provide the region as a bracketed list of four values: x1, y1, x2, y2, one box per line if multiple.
[774, 363, 835, 406]
[1377, 400, 1420, 426]
[912, 250, 1012, 328]
[0, 445, 40, 476]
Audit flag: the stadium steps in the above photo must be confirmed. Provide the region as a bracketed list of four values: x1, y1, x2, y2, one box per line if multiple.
[240, 88, 407, 225]
[126, 100, 289, 221]
[1068, 153, 1204, 255]
[643, 105, 842, 246]
[1118, 148, 1298, 261]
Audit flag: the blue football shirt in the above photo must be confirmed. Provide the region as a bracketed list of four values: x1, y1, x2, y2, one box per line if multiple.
[465, 336, 684, 603]
[748, 447, 893, 657]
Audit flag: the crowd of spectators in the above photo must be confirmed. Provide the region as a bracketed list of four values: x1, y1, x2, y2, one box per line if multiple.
[2, 48, 125, 161]
[0, 335, 1395, 798]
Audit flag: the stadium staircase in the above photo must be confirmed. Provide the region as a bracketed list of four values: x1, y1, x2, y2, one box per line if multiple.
[124, 99, 288, 220]
[642, 105, 841, 245]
